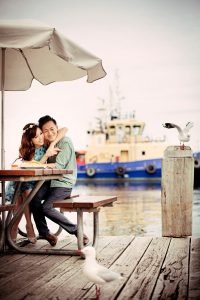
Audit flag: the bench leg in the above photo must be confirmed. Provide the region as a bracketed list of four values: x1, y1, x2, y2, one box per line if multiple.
[77, 208, 83, 250]
[92, 211, 99, 248]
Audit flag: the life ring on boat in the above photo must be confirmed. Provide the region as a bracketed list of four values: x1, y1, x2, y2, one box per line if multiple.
[86, 167, 96, 177]
[145, 164, 156, 174]
[194, 159, 200, 169]
[115, 166, 126, 176]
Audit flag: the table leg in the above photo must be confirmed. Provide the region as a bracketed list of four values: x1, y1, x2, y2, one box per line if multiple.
[6, 180, 45, 251]
[92, 210, 99, 248]
[77, 208, 84, 250]
[6, 182, 22, 226]
[0, 182, 21, 252]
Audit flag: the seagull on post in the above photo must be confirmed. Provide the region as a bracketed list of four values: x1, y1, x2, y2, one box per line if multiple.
[79, 246, 122, 299]
[162, 122, 193, 148]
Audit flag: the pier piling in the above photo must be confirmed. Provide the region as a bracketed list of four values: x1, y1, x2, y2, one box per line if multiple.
[161, 145, 194, 237]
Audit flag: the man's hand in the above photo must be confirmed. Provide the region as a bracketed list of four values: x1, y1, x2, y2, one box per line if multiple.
[45, 147, 61, 158]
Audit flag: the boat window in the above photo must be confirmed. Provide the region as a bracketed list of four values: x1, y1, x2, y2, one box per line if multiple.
[142, 151, 146, 156]
[116, 126, 125, 143]
[109, 126, 116, 135]
[132, 125, 141, 135]
[125, 126, 131, 134]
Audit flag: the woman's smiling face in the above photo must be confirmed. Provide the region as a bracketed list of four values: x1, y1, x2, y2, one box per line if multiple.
[31, 128, 44, 148]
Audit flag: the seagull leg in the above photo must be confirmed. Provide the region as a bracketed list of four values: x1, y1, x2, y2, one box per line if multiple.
[180, 143, 185, 150]
[95, 284, 100, 299]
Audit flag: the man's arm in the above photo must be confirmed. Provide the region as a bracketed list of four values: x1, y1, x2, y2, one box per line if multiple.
[50, 127, 68, 148]
[40, 127, 68, 164]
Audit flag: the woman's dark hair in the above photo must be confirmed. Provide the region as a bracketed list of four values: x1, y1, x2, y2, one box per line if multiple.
[19, 123, 39, 160]
[38, 115, 57, 129]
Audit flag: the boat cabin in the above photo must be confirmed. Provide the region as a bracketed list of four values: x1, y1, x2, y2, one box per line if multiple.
[84, 118, 167, 164]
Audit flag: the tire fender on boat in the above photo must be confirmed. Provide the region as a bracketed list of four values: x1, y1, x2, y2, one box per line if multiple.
[86, 167, 96, 177]
[145, 164, 156, 174]
[115, 166, 126, 176]
[194, 159, 200, 169]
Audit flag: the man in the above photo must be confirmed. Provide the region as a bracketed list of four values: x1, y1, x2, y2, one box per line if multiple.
[30, 115, 89, 246]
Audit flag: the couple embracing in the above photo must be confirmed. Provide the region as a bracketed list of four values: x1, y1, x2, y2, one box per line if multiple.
[7, 115, 89, 246]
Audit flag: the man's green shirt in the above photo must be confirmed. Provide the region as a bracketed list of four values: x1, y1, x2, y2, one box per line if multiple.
[48, 136, 77, 188]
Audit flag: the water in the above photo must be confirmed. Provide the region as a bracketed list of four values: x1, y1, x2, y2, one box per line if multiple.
[71, 183, 200, 237]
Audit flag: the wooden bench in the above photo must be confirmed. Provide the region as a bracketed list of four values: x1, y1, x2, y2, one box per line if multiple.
[53, 195, 117, 249]
[0, 191, 17, 212]
[0, 204, 17, 212]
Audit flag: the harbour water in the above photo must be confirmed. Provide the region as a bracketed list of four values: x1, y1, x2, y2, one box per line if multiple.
[72, 183, 200, 237]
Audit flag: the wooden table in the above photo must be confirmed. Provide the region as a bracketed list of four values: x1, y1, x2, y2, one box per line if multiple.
[0, 168, 75, 255]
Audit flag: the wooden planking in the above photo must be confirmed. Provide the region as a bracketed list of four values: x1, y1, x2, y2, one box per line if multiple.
[117, 237, 171, 299]
[0, 236, 199, 300]
[152, 237, 190, 299]
[189, 237, 200, 299]
[6, 236, 124, 300]
[84, 236, 153, 300]
[42, 236, 134, 300]
[1, 239, 77, 300]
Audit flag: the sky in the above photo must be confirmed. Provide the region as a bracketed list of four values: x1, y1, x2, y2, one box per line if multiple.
[0, 0, 200, 167]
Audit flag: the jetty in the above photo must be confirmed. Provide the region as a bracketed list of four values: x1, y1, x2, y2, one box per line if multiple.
[0, 235, 200, 299]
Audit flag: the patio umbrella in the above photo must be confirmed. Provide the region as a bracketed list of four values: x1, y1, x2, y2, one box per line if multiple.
[0, 19, 106, 169]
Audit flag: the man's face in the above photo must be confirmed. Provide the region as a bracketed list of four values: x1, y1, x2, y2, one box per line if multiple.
[42, 120, 58, 143]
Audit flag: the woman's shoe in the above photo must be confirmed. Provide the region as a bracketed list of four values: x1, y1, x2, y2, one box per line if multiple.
[26, 224, 37, 244]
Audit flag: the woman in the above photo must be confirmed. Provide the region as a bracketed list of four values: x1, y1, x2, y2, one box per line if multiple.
[6, 122, 67, 243]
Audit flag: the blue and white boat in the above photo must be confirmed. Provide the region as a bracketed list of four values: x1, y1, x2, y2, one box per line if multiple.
[76, 105, 169, 183]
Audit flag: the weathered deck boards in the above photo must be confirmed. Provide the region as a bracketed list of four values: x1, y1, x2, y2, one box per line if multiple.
[0, 236, 200, 300]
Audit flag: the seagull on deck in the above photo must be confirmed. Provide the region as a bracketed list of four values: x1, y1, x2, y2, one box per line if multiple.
[79, 246, 123, 299]
[162, 122, 193, 148]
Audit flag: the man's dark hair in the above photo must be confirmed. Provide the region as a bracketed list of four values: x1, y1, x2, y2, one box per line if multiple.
[38, 115, 57, 129]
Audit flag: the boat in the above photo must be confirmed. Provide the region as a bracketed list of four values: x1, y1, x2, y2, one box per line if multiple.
[76, 112, 169, 183]
[76, 77, 200, 184]
[76, 79, 169, 183]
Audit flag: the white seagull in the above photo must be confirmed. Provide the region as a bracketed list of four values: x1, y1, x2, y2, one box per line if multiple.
[80, 246, 123, 299]
[163, 122, 193, 146]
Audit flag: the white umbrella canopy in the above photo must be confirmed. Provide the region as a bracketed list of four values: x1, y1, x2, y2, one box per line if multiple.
[0, 19, 107, 168]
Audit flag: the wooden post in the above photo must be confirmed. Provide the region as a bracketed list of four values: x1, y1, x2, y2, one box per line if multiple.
[161, 146, 194, 237]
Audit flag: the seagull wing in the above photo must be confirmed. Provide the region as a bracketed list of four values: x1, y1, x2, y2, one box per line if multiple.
[83, 260, 106, 284]
[183, 122, 193, 133]
[83, 261, 122, 284]
[96, 265, 122, 283]
[163, 123, 182, 135]
[162, 123, 175, 129]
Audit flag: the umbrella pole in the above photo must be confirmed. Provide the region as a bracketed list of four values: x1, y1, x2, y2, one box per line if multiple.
[0, 48, 6, 252]
[1, 47, 5, 169]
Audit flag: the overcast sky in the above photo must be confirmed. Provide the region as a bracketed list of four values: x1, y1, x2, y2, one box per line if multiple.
[1, 0, 200, 166]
